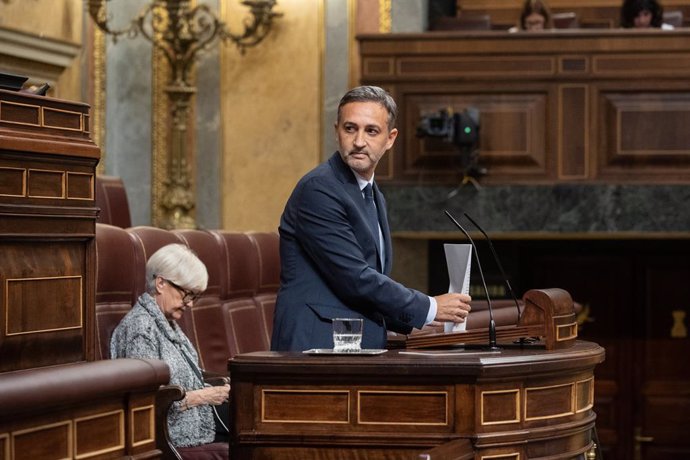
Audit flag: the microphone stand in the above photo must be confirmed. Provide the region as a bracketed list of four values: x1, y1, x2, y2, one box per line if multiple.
[444, 210, 500, 351]
[463, 212, 522, 321]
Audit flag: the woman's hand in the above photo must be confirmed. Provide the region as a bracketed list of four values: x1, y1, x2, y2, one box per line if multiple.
[182, 384, 230, 410]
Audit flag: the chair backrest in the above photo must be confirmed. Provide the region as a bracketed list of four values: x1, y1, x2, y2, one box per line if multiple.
[212, 231, 270, 358]
[95, 223, 145, 360]
[127, 226, 186, 277]
[95, 175, 132, 228]
[248, 232, 280, 343]
[553, 12, 579, 29]
[174, 229, 232, 374]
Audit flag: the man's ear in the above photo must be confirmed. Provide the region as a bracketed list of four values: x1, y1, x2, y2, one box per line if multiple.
[385, 128, 399, 150]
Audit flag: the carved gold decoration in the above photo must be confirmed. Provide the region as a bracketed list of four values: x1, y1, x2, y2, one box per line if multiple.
[586, 443, 598, 460]
[576, 302, 595, 333]
[86, 0, 282, 229]
[93, 26, 106, 175]
[671, 309, 687, 338]
[378, 0, 391, 33]
[152, 5, 172, 228]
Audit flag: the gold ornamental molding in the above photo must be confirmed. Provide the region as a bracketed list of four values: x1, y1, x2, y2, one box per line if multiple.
[357, 390, 449, 426]
[261, 389, 351, 424]
[11, 420, 73, 458]
[130, 405, 156, 447]
[378, 0, 391, 33]
[74, 410, 125, 457]
[93, 27, 106, 175]
[5, 275, 83, 336]
[152, 21, 172, 228]
[480, 388, 520, 426]
[0, 433, 8, 459]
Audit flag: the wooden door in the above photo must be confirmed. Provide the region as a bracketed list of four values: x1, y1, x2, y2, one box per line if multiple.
[636, 255, 690, 460]
[526, 241, 634, 460]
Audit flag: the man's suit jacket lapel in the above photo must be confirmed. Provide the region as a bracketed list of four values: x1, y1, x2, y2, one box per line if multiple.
[329, 152, 386, 272]
[372, 181, 392, 275]
[329, 152, 364, 204]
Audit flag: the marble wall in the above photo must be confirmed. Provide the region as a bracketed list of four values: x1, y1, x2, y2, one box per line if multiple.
[383, 184, 690, 233]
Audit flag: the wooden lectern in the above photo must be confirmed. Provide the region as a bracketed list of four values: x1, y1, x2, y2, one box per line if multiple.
[229, 288, 605, 459]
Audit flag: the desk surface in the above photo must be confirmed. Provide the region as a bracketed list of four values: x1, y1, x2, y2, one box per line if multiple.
[231, 340, 604, 377]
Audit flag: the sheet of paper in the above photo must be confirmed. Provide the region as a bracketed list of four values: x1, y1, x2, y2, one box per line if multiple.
[443, 243, 472, 333]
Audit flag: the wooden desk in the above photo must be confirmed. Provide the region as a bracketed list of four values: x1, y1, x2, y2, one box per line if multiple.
[358, 29, 690, 185]
[0, 89, 99, 371]
[230, 341, 605, 459]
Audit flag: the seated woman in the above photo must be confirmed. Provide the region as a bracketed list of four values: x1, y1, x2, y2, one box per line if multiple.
[111, 244, 230, 459]
[510, 0, 553, 32]
[620, 0, 674, 29]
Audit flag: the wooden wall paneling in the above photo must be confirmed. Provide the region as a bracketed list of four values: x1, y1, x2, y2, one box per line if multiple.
[597, 84, 690, 182]
[558, 84, 588, 180]
[402, 89, 550, 184]
[360, 30, 690, 185]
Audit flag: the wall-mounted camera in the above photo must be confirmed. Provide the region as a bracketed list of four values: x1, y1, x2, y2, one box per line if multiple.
[416, 107, 486, 183]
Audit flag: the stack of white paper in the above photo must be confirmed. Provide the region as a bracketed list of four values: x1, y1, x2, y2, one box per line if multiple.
[443, 243, 472, 333]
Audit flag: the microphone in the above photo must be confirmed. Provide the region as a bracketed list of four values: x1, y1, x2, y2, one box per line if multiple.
[444, 210, 499, 350]
[462, 212, 522, 321]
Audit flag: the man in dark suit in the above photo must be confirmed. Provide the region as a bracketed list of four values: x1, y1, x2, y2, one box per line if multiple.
[271, 86, 471, 351]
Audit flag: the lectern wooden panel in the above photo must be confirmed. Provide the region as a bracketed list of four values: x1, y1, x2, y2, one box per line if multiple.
[0, 88, 99, 371]
[230, 341, 604, 459]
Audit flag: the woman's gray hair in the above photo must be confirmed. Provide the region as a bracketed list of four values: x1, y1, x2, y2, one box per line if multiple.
[337, 85, 398, 130]
[145, 244, 208, 295]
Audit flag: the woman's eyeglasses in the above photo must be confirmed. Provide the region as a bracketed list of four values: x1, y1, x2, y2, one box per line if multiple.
[164, 278, 201, 304]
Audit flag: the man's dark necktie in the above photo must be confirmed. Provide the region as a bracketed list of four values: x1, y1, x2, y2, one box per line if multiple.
[363, 183, 381, 258]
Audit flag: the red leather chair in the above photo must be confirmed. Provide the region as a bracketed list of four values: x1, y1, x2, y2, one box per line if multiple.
[247, 232, 280, 344]
[212, 231, 270, 357]
[174, 229, 232, 375]
[95, 223, 143, 360]
[95, 175, 132, 228]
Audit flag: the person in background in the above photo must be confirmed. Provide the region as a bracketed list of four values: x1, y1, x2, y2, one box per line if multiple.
[110, 243, 230, 459]
[510, 0, 553, 32]
[620, 0, 673, 29]
[271, 85, 472, 352]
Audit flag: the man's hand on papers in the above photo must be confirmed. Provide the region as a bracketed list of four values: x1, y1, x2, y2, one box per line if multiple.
[433, 293, 471, 323]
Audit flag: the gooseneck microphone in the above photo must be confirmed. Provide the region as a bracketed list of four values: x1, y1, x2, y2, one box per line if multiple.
[463, 212, 522, 321]
[444, 210, 499, 350]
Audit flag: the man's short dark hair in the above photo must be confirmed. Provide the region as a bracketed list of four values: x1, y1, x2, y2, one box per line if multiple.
[337, 86, 398, 130]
